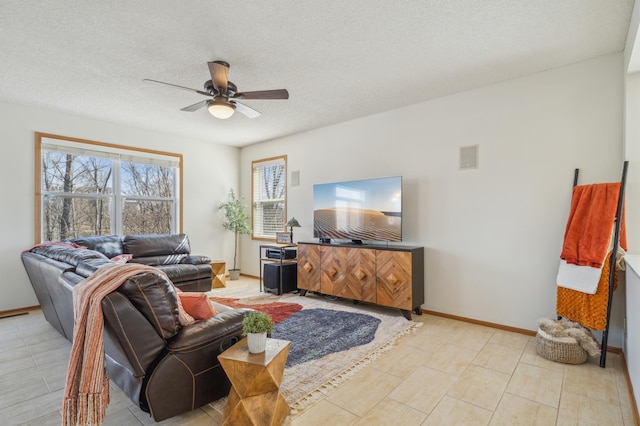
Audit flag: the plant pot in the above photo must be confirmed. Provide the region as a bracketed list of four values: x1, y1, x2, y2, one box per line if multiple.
[247, 332, 267, 353]
[229, 269, 241, 280]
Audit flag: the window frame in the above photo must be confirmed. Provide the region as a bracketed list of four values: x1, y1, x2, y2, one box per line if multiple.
[251, 155, 287, 241]
[34, 132, 183, 243]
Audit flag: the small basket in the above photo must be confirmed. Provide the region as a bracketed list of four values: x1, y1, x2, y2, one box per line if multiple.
[535, 329, 588, 365]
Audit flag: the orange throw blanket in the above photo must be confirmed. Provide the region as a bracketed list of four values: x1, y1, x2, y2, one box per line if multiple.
[557, 251, 618, 330]
[62, 263, 192, 426]
[560, 183, 626, 268]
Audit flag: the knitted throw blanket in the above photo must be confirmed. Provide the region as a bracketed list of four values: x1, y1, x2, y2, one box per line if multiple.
[62, 263, 192, 426]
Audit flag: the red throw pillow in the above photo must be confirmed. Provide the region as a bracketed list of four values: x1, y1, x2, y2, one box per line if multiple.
[178, 292, 218, 320]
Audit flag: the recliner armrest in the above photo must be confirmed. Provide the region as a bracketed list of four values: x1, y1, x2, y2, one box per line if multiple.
[168, 308, 252, 352]
[145, 307, 252, 421]
[182, 255, 212, 265]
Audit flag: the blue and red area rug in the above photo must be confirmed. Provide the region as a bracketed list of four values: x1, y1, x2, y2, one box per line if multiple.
[208, 285, 419, 412]
[208, 294, 303, 323]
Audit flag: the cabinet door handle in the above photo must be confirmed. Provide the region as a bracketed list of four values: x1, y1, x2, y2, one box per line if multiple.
[386, 273, 399, 285]
[328, 267, 337, 277]
[303, 262, 314, 273]
[355, 269, 367, 280]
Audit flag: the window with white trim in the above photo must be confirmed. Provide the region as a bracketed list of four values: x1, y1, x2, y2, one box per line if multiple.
[252, 156, 286, 240]
[36, 133, 182, 242]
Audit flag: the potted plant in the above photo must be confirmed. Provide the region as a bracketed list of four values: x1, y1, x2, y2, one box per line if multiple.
[218, 189, 252, 280]
[242, 310, 275, 353]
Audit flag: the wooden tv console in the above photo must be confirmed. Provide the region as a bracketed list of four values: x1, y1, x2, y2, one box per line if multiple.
[297, 242, 424, 320]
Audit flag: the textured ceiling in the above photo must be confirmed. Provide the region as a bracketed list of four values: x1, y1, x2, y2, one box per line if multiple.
[0, 1, 634, 147]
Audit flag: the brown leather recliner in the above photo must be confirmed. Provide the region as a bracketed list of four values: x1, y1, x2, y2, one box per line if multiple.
[21, 243, 251, 421]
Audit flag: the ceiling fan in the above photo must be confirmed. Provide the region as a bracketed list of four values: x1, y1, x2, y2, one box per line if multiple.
[144, 61, 289, 119]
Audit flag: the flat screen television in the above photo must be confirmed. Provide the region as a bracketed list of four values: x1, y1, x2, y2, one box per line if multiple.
[313, 176, 402, 243]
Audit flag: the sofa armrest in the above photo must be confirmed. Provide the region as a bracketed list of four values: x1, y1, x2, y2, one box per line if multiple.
[182, 255, 211, 265]
[145, 308, 253, 420]
[168, 308, 252, 352]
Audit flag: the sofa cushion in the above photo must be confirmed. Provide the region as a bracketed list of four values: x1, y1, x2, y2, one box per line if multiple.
[183, 255, 212, 265]
[154, 264, 212, 283]
[117, 271, 181, 340]
[30, 245, 108, 267]
[128, 254, 189, 265]
[123, 234, 191, 258]
[70, 235, 124, 259]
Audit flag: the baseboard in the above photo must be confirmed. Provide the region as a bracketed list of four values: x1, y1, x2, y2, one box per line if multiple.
[422, 309, 624, 352]
[240, 273, 259, 280]
[422, 309, 537, 336]
[620, 351, 640, 425]
[0, 305, 40, 319]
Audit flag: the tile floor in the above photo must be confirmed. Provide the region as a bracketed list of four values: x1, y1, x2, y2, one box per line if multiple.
[0, 277, 637, 425]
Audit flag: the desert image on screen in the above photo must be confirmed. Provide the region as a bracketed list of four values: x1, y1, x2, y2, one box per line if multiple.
[313, 177, 402, 242]
[313, 208, 401, 241]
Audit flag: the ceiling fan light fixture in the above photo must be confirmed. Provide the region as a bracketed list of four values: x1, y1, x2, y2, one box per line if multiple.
[145, 60, 286, 118]
[208, 99, 235, 119]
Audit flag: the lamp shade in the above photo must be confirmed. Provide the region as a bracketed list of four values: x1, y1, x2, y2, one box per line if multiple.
[208, 99, 235, 119]
[286, 217, 301, 228]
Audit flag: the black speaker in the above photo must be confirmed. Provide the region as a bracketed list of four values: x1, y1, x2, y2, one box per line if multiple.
[263, 262, 297, 295]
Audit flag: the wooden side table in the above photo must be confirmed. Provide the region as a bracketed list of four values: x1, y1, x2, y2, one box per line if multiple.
[218, 338, 290, 425]
[210, 260, 226, 288]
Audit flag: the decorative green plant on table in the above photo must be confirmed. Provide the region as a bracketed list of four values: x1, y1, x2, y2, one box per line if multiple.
[218, 189, 252, 276]
[242, 310, 275, 336]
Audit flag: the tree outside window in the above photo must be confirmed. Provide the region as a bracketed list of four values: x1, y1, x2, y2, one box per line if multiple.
[36, 134, 181, 242]
[252, 156, 286, 240]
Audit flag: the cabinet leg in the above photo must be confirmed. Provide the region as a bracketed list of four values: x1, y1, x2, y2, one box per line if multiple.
[400, 309, 412, 320]
[414, 307, 423, 315]
[299, 290, 307, 296]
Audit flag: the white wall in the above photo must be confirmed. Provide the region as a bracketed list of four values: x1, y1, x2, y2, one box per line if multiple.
[624, 259, 640, 418]
[624, 61, 640, 417]
[240, 53, 626, 345]
[626, 72, 640, 253]
[0, 100, 240, 311]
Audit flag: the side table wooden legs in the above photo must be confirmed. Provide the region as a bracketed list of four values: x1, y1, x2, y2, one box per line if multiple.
[218, 338, 290, 425]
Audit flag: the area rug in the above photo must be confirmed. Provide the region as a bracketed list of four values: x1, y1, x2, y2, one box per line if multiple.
[209, 294, 303, 323]
[207, 285, 419, 413]
[275, 308, 381, 368]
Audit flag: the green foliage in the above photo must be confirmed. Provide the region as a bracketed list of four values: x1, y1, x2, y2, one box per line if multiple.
[218, 189, 252, 270]
[242, 310, 275, 336]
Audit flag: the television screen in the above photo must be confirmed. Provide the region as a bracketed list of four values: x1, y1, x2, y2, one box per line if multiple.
[313, 176, 402, 243]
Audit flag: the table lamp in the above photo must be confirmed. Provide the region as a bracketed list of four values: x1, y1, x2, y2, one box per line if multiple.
[286, 217, 301, 243]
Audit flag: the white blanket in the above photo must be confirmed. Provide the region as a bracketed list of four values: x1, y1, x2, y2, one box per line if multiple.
[556, 247, 625, 294]
[556, 260, 602, 294]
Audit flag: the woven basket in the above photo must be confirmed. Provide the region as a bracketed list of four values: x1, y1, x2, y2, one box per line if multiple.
[535, 330, 588, 365]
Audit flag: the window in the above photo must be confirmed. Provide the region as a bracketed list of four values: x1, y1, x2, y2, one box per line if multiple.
[252, 155, 286, 240]
[35, 133, 182, 242]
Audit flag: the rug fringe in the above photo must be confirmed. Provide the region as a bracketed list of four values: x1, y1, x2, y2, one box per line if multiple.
[289, 321, 422, 415]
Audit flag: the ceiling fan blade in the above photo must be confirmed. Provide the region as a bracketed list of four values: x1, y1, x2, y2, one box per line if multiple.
[234, 89, 289, 100]
[232, 101, 261, 118]
[180, 100, 209, 112]
[208, 61, 229, 93]
[143, 79, 210, 97]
